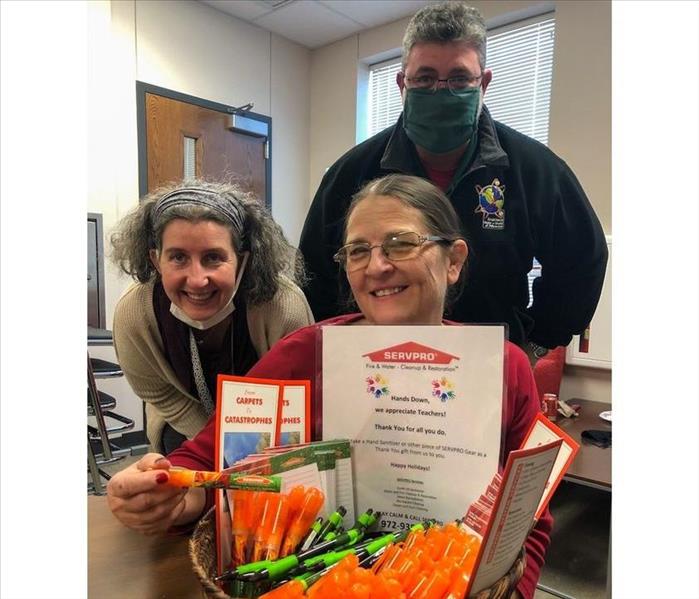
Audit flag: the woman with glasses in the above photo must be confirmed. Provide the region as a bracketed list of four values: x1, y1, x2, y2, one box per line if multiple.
[107, 174, 550, 599]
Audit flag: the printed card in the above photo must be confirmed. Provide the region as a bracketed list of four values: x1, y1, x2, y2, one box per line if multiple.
[279, 381, 311, 446]
[467, 440, 563, 595]
[520, 413, 580, 519]
[215, 375, 282, 470]
[214, 375, 282, 575]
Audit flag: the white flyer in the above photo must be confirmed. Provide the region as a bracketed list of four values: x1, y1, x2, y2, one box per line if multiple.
[322, 325, 505, 532]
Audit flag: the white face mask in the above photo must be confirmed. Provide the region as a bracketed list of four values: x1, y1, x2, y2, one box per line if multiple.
[169, 252, 249, 330]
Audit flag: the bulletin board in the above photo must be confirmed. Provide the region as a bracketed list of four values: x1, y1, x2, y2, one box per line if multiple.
[566, 235, 612, 369]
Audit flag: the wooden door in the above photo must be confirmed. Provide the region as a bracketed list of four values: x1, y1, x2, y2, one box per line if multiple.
[137, 83, 271, 206]
[87, 213, 105, 328]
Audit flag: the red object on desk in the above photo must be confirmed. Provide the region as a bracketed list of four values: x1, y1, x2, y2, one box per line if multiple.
[533, 346, 566, 403]
[579, 327, 590, 353]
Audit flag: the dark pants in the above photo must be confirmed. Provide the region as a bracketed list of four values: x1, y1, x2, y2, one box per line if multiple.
[161, 423, 187, 454]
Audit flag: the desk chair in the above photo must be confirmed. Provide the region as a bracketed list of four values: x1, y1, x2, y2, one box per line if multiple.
[90, 357, 123, 378]
[89, 388, 116, 411]
[88, 431, 105, 495]
[87, 336, 135, 495]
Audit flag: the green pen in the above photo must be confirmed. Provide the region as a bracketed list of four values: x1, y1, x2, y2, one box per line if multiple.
[214, 561, 270, 583]
[276, 544, 371, 593]
[214, 553, 299, 583]
[297, 525, 365, 558]
[351, 508, 379, 532]
[310, 506, 346, 547]
[306, 531, 397, 572]
[233, 554, 303, 583]
[219, 511, 383, 584]
[292, 557, 344, 589]
[283, 533, 396, 586]
[299, 516, 324, 551]
[279, 531, 392, 593]
[233, 525, 364, 584]
[320, 526, 344, 542]
[233, 526, 358, 585]
[352, 519, 425, 552]
[296, 547, 355, 573]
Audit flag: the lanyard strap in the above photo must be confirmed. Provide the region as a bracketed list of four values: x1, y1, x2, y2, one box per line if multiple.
[188, 320, 236, 416]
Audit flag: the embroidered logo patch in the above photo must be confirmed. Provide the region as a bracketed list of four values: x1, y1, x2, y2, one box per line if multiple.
[475, 178, 506, 230]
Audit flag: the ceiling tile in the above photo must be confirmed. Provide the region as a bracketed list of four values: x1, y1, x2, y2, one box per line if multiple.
[198, 0, 436, 49]
[319, 0, 433, 28]
[255, 1, 362, 48]
[200, 0, 273, 22]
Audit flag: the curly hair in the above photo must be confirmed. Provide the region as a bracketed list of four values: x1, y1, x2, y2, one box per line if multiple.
[402, 2, 487, 71]
[110, 179, 305, 306]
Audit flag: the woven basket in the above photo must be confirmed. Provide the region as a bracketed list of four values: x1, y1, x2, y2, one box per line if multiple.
[190, 507, 229, 599]
[472, 547, 526, 599]
[190, 507, 526, 599]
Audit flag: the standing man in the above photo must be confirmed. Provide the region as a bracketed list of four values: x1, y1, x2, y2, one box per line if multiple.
[299, 1, 608, 361]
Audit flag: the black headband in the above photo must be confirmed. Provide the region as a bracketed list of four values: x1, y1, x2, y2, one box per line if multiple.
[151, 187, 246, 240]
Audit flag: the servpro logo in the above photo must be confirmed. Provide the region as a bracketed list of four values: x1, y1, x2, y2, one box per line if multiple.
[363, 342, 459, 365]
[234, 475, 275, 486]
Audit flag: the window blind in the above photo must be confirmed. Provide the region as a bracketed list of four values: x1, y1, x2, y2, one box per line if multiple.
[485, 17, 555, 145]
[367, 58, 403, 137]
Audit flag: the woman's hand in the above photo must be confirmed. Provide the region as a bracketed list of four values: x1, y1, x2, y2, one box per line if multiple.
[106, 453, 188, 536]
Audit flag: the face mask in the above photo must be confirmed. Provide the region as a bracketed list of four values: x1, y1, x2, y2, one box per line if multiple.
[169, 252, 249, 330]
[403, 87, 481, 154]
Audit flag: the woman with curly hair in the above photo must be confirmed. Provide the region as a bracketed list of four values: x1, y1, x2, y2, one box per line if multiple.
[110, 180, 313, 453]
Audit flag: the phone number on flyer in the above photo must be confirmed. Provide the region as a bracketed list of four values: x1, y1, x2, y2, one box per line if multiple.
[379, 519, 413, 531]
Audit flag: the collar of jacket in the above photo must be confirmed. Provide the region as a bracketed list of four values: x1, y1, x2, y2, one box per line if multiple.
[379, 105, 510, 180]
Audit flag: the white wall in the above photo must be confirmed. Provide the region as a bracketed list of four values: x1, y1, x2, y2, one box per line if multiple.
[308, 1, 612, 404]
[87, 0, 311, 436]
[309, 36, 359, 189]
[88, 0, 311, 326]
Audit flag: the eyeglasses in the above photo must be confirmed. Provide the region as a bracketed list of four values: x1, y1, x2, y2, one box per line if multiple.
[404, 73, 483, 94]
[333, 231, 452, 272]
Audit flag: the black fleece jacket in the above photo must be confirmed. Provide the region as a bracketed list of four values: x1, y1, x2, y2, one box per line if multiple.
[299, 108, 608, 348]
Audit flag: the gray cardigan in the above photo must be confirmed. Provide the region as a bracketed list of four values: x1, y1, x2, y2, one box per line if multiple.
[112, 276, 314, 453]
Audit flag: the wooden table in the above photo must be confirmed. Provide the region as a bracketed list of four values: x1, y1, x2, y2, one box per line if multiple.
[88, 496, 201, 598]
[536, 398, 612, 599]
[555, 398, 611, 491]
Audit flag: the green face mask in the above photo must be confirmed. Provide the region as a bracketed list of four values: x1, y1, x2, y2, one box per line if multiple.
[403, 87, 481, 154]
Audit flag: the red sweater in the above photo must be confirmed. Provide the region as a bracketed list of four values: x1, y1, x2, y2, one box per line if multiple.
[169, 314, 552, 598]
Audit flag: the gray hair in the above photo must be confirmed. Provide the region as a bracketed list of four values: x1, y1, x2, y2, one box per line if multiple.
[402, 2, 487, 71]
[343, 174, 468, 311]
[110, 179, 305, 306]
